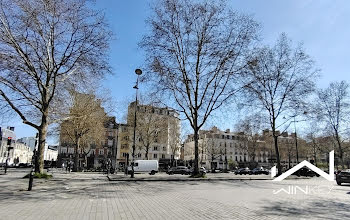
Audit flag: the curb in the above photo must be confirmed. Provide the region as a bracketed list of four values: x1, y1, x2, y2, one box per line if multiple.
[106, 176, 272, 182]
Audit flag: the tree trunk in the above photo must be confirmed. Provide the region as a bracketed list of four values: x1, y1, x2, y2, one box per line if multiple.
[146, 147, 149, 160]
[224, 143, 228, 171]
[193, 128, 199, 175]
[35, 111, 49, 174]
[288, 152, 291, 169]
[211, 155, 215, 172]
[273, 134, 282, 175]
[74, 137, 80, 172]
[335, 131, 344, 168]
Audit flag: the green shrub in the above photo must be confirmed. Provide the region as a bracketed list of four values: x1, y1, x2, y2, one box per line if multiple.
[23, 172, 53, 179]
[190, 173, 207, 178]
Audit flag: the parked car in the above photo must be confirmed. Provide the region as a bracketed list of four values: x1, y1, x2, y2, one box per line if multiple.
[336, 170, 350, 185]
[234, 167, 250, 175]
[128, 160, 159, 175]
[18, 163, 31, 168]
[250, 167, 269, 175]
[190, 167, 207, 174]
[167, 166, 190, 175]
[292, 167, 319, 177]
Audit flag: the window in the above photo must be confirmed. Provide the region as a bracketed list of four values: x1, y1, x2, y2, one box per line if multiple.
[163, 146, 166, 151]
[124, 136, 129, 141]
[121, 144, 128, 149]
[153, 146, 158, 151]
[108, 140, 113, 146]
[230, 143, 232, 148]
[135, 163, 138, 167]
[235, 156, 238, 161]
[122, 153, 128, 158]
[153, 154, 157, 159]
[99, 149, 104, 155]
[162, 154, 165, 159]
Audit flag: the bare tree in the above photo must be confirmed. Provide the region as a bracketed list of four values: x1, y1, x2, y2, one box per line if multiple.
[0, 0, 112, 173]
[203, 134, 220, 172]
[133, 106, 165, 160]
[168, 116, 181, 167]
[315, 81, 350, 168]
[59, 91, 108, 171]
[243, 34, 318, 175]
[140, 0, 259, 174]
[234, 114, 265, 166]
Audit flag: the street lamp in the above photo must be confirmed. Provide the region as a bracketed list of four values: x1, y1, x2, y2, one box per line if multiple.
[131, 69, 142, 178]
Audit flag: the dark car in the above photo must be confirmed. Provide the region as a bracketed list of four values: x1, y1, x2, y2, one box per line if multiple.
[250, 167, 269, 175]
[336, 170, 350, 185]
[167, 166, 190, 175]
[18, 163, 30, 168]
[292, 167, 319, 177]
[189, 167, 207, 174]
[234, 167, 250, 175]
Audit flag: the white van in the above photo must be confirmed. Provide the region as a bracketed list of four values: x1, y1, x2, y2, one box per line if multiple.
[128, 160, 159, 175]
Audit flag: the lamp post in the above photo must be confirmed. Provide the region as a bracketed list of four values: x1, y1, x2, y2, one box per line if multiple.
[131, 69, 142, 178]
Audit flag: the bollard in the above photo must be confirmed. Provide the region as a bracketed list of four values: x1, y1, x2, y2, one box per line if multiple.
[28, 167, 34, 191]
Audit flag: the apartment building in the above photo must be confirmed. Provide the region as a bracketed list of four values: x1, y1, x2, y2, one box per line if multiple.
[116, 102, 181, 170]
[184, 127, 270, 170]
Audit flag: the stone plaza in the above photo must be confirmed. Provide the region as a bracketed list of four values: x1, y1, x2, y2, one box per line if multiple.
[0, 169, 348, 220]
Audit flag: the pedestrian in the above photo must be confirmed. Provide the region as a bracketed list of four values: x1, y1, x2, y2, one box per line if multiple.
[67, 161, 70, 173]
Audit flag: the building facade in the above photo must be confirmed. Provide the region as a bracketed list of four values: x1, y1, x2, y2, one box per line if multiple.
[116, 102, 181, 170]
[10, 142, 33, 165]
[184, 127, 270, 170]
[0, 127, 16, 165]
[58, 116, 118, 170]
[17, 137, 36, 151]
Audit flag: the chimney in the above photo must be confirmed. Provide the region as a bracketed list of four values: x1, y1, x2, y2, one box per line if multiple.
[225, 129, 230, 133]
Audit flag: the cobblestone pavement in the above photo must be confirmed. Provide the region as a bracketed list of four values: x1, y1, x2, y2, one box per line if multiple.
[0, 169, 349, 220]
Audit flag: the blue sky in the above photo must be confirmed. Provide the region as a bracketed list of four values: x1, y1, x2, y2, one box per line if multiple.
[6, 0, 350, 142]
